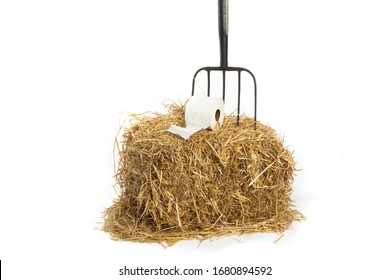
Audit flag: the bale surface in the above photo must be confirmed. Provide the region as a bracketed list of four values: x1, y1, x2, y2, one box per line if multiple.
[103, 102, 302, 246]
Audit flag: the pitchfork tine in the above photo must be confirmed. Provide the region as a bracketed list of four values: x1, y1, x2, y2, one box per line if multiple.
[237, 70, 241, 124]
[207, 70, 211, 97]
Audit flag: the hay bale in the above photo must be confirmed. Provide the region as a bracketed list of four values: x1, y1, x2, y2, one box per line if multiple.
[103, 101, 303, 246]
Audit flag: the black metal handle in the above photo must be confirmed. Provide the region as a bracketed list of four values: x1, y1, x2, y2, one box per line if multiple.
[218, 0, 228, 68]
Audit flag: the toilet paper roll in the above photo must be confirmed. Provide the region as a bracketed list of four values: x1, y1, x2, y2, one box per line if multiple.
[167, 95, 225, 140]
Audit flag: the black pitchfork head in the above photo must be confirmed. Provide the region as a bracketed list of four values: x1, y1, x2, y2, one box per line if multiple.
[191, 0, 258, 129]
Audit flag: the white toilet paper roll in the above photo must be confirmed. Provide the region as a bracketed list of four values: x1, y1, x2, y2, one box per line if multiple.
[167, 96, 225, 139]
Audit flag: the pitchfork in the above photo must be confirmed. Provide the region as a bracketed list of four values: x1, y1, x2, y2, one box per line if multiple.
[191, 0, 258, 129]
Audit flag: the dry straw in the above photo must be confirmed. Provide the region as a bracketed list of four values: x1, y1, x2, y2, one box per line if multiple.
[103, 101, 303, 246]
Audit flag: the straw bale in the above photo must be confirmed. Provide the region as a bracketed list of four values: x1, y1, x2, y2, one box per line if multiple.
[103, 101, 303, 246]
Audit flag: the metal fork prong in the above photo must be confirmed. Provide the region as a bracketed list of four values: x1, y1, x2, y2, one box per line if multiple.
[252, 72, 258, 130]
[207, 70, 211, 97]
[222, 70, 226, 101]
[237, 70, 241, 125]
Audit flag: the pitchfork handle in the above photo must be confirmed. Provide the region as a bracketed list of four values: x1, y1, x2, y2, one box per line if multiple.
[218, 0, 228, 68]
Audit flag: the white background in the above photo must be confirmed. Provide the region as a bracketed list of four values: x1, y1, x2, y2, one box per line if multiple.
[1, 0, 390, 279]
